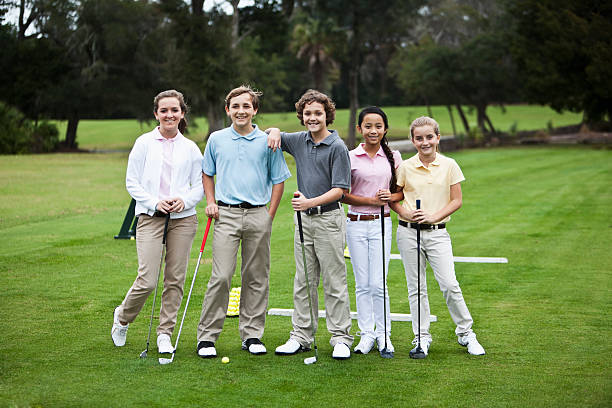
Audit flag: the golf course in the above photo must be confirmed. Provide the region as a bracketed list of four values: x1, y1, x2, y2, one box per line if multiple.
[1, 111, 610, 407]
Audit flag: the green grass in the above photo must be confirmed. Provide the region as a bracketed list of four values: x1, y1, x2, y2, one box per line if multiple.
[1, 146, 611, 407]
[55, 104, 582, 151]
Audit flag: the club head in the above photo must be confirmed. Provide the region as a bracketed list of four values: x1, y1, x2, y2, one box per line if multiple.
[379, 348, 394, 359]
[158, 355, 174, 365]
[139, 350, 148, 359]
[304, 356, 317, 365]
[409, 345, 427, 359]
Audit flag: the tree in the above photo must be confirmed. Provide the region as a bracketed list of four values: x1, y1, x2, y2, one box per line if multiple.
[509, 0, 612, 123]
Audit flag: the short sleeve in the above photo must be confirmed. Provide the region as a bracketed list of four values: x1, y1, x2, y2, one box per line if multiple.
[449, 159, 465, 185]
[202, 135, 216, 176]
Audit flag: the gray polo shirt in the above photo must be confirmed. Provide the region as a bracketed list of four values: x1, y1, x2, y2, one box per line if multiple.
[281, 130, 351, 199]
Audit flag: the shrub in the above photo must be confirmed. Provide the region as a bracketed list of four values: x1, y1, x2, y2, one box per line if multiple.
[0, 102, 59, 154]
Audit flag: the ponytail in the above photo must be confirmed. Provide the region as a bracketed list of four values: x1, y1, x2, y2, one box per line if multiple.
[380, 136, 398, 193]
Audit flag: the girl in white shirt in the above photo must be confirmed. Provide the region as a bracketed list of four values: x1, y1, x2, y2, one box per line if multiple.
[111, 90, 204, 354]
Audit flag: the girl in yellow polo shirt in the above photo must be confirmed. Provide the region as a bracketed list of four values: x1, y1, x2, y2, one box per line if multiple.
[391, 116, 485, 357]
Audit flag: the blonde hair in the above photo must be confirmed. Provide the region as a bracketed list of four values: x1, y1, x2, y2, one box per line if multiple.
[410, 116, 441, 152]
[225, 85, 263, 110]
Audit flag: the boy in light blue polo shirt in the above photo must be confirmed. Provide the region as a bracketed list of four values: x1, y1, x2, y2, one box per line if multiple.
[196, 86, 290, 358]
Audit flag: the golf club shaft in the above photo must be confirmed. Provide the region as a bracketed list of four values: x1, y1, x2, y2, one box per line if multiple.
[143, 213, 171, 355]
[416, 199, 421, 348]
[172, 217, 212, 353]
[381, 205, 387, 350]
[295, 196, 318, 359]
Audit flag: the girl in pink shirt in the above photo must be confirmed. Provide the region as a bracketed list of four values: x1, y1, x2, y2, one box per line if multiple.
[343, 107, 402, 357]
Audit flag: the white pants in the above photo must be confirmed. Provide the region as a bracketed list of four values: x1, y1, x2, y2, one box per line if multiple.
[346, 215, 392, 341]
[397, 225, 473, 339]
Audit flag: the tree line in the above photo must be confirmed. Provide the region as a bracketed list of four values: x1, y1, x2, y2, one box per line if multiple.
[1, 0, 610, 151]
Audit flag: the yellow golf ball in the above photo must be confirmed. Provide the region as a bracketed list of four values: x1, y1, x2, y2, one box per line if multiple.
[130, 237, 135, 240]
[222, 356, 230, 364]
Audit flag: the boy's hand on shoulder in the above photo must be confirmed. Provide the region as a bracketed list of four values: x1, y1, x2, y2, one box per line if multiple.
[266, 128, 281, 152]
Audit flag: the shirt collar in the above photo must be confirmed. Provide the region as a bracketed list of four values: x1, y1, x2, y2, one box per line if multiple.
[307, 130, 338, 146]
[231, 124, 259, 140]
[414, 153, 440, 168]
[354, 143, 385, 157]
[154, 127, 182, 142]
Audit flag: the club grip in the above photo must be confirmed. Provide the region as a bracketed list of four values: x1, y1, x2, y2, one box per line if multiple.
[294, 193, 305, 242]
[416, 199, 421, 210]
[162, 213, 170, 245]
[200, 217, 212, 252]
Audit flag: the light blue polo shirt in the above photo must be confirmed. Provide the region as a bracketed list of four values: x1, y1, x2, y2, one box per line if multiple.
[202, 124, 290, 205]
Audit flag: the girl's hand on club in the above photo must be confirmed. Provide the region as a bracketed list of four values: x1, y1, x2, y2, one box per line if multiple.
[156, 200, 173, 214]
[412, 210, 437, 224]
[206, 203, 219, 220]
[375, 189, 391, 204]
[168, 198, 185, 213]
[291, 191, 311, 211]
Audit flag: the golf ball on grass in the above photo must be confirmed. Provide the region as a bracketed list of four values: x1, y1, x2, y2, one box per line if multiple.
[222, 356, 230, 364]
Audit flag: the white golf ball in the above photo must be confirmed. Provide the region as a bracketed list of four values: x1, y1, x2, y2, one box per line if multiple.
[222, 356, 230, 364]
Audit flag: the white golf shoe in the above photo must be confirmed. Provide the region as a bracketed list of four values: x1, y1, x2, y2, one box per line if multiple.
[275, 338, 310, 355]
[332, 343, 351, 360]
[242, 338, 267, 355]
[458, 332, 486, 355]
[157, 334, 173, 354]
[111, 307, 129, 347]
[354, 336, 376, 354]
[411, 336, 432, 356]
[376, 335, 395, 353]
[197, 341, 217, 358]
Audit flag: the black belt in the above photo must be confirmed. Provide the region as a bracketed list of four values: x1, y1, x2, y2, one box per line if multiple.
[304, 201, 341, 216]
[399, 220, 445, 230]
[218, 201, 265, 209]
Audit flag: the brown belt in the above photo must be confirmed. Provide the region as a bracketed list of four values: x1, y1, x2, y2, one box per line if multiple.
[347, 213, 391, 221]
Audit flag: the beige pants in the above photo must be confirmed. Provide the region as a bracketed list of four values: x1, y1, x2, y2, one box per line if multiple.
[397, 225, 474, 339]
[117, 214, 198, 335]
[290, 209, 353, 348]
[197, 206, 272, 342]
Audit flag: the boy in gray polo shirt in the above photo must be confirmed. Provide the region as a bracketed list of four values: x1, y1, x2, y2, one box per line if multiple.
[267, 89, 354, 360]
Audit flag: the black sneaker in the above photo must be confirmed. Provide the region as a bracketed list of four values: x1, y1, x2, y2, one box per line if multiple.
[241, 338, 267, 355]
[197, 341, 217, 358]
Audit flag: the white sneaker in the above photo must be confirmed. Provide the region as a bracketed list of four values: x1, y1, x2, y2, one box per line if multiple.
[411, 336, 432, 355]
[458, 332, 486, 355]
[275, 338, 309, 355]
[157, 334, 173, 354]
[332, 343, 351, 360]
[242, 338, 267, 355]
[111, 307, 129, 347]
[354, 336, 376, 354]
[197, 341, 217, 358]
[377, 335, 395, 353]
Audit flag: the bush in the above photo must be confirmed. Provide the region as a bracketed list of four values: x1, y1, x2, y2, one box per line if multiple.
[0, 102, 59, 154]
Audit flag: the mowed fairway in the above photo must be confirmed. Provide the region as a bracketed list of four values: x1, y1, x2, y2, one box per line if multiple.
[0, 146, 610, 407]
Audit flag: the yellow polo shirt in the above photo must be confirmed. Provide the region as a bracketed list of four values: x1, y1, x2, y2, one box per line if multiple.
[396, 153, 465, 224]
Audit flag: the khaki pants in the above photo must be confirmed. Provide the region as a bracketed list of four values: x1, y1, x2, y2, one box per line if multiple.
[397, 225, 474, 339]
[197, 206, 272, 342]
[117, 214, 198, 335]
[290, 209, 353, 348]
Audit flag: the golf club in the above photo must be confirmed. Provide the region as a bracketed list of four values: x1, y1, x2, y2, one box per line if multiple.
[139, 213, 170, 359]
[379, 205, 393, 359]
[295, 193, 318, 365]
[159, 217, 212, 365]
[409, 199, 427, 359]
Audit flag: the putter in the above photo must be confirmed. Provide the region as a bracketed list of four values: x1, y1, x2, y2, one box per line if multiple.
[409, 199, 426, 359]
[140, 213, 171, 359]
[159, 217, 212, 365]
[295, 193, 318, 365]
[379, 206, 393, 359]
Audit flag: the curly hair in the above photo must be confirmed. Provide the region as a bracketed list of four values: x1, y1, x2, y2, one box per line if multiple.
[225, 85, 263, 111]
[295, 89, 336, 126]
[154, 90, 188, 134]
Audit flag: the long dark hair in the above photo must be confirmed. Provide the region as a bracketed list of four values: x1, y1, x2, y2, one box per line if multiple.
[357, 106, 398, 192]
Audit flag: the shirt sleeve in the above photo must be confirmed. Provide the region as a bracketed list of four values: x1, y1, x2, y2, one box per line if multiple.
[330, 142, 351, 190]
[396, 161, 406, 188]
[268, 148, 291, 185]
[201, 134, 216, 177]
[449, 159, 465, 185]
[180, 142, 205, 210]
[280, 131, 303, 156]
[126, 137, 158, 212]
